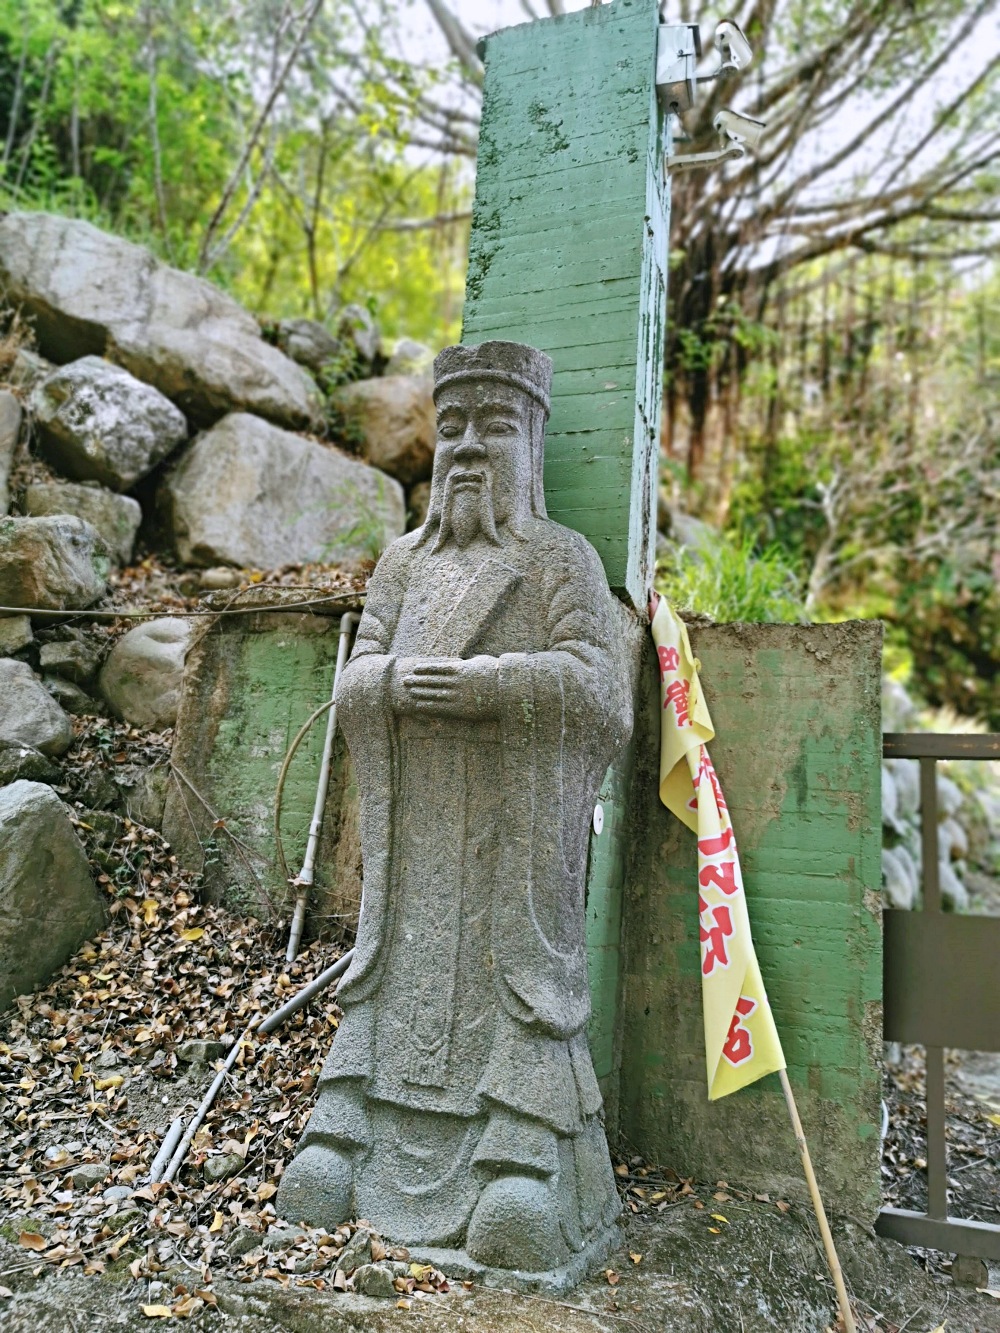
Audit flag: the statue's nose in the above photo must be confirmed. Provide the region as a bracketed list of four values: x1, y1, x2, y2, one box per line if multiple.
[454, 426, 486, 460]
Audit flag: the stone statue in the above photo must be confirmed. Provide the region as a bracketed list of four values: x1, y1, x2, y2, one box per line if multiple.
[277, 341, 633, 1283]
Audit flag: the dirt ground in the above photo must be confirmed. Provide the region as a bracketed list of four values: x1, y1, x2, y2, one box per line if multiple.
[1, 690, 999, 1331]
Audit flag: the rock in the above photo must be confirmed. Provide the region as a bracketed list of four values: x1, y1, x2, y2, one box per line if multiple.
[881, 765, 901, 834]
[385, 338, 433, 377]
[277, 318, 340, 374]
[337, 1227, 372, 1275]
[936, 773, 963, 819]
[353, 1262, 397, 1300]
[204, 1153, 244, 1184]
[885, 756, 919, 821]
[104, 1207, 142, 1234]
[70, 1162, 110, 1191]
[8, 347, 53, 392]
[334, 375, 436, 486]
[0, 660, 73, 755]
[226, 1226, 263, 1258]
[337, 304, 379, 366]
[101, 1185, 133, 1203]
[261, 1225, 308, 1252]
[43, 675, 94, 715]
[0, 615, 32, 654]
[116, 764, 170, 830]
[93, 1049, 119, 1069]
[0, 389, 21, 514]
[939, 816, 968, 861]
[0, 515, 109, 610]
[98, 619, 190, 729]
[164, 413, 405, 569]
[198, 566, 240, 590]
[407, 480, 431, 531]
[30, 356, 188, 491]
[881, 677, 919, 732]
[39, 637, 104, 686]
[0, 741, 60, 786]
[664, 507, 719, 559]
[176, 1039, 230, 1064]
[881, 846, 918, 910]
[0, 781, 106, 1009]
[939, 859, 969, 911]
[23, 481, 143, 566]
[0, 213, 322, 430]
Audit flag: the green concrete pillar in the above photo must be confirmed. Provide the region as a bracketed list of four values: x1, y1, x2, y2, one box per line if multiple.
[462, 0, 668, 611]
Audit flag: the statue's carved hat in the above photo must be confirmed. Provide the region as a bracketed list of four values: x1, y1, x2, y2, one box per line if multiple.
[433, 341, 552, 415]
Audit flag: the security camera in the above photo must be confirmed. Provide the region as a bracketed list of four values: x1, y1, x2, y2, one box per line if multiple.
[714, 107, 766, 150]
[716, 20, 753, 72]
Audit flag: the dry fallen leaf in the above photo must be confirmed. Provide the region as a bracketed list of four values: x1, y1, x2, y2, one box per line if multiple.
[141, 899, 159, 925]
[18, 1232, 46, 1251]
[708, 1226, 721, 1234]
[210, 1210, 224, 1233]
[775, 1200, 791, 1213]
[710, 1214, 728, 1224]
[629, 1252, 642, 1265]
[179, 928, 205, 942]
[396, 1299, 412, 1310]
[605, 1270, 620, 1286]
[614, 1163, 629, 1177]
[975, 1290, 1000, 1298]
[0, 1286, 13, 1298]
[141, 1306, 173, 1318]
[94, 1074, 124, 1091]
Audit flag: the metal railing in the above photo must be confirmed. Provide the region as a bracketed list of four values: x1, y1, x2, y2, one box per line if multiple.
[876, 732, 1000, 1261]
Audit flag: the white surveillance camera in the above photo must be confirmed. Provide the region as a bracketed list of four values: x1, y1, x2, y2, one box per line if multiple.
[714, 108, 766, 150]
[716, 20, 753, 72]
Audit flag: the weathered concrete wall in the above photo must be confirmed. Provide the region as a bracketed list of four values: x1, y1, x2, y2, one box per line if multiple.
[618, 620, 883, 1219]
[162, 591, 363, 935]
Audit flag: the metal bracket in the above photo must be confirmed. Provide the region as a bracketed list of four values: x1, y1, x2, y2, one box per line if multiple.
[665, 143, 745, 174]
[655, 23, 701, 112]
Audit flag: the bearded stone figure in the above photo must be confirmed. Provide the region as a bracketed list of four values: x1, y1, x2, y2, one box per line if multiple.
[277, 341, 633, 1282]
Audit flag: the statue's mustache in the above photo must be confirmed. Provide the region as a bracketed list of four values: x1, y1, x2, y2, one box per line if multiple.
[429, 470, 500, 553]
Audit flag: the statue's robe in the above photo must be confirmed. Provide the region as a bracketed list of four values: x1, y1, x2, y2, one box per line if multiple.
[297, 516, 632, 1253]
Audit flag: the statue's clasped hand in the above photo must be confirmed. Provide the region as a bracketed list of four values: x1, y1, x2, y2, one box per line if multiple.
[392, 656, 499, 720]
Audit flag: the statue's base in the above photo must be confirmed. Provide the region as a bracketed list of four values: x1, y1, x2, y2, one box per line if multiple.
[406, 1219, 622, 1296]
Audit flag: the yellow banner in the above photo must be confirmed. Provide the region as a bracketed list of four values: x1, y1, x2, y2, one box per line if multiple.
[650, 594, 786, 1100]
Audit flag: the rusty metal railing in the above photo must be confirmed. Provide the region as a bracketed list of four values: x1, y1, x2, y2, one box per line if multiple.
[876, 731, 1000, 1261]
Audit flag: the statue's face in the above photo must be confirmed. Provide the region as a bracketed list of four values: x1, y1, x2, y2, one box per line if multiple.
[430, 380, 534, 547]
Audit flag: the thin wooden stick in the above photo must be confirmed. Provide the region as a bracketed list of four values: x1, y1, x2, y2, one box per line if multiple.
[779, 1068, 857, 1333]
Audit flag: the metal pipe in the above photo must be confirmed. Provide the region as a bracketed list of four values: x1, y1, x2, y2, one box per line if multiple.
[148, 1116, 184, 1183]
[259, 948, 354, 1036]
[160, 1019, 261, 1184]
[285, 612, 359, 963]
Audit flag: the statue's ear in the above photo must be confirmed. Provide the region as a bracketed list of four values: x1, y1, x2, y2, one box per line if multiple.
[530, 404, 548, 519]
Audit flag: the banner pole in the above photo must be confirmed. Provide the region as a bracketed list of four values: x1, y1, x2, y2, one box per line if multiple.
[779, 1068, 857, 1333]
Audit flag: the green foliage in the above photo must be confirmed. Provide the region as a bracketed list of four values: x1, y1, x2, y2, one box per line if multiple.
[655, 531, 806, 625]
[0, 0, 468, 345]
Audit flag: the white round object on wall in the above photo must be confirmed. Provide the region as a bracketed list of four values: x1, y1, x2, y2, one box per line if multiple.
[593, 803, 605, 836]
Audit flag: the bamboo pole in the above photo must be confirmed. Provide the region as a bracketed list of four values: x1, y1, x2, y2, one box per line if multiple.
[779, 1068, 857, 1333]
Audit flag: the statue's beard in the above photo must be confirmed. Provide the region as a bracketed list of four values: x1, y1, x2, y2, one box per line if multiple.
[430, 472, 501, 553]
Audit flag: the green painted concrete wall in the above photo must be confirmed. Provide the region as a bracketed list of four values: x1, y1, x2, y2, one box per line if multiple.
[462, 0, 668, 610]
[619, 621, 884, 1217]
[162, 593, 363, 935]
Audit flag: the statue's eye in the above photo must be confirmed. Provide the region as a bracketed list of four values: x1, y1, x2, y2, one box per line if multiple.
[485, 419, 515, 434]
[438, 422, 462, 438]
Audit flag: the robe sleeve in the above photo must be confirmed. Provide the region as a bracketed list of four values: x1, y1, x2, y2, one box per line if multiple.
[334, 539, 408, 1001]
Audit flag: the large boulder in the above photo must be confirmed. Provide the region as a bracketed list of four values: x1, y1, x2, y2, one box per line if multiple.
[0, 515, 109, 610]
[0, 659, 73, 756]
[277, 318, 341, 374]
[333, 374, 436, 485]
[98, 618, 191, 729]
[23, 481, 142, 565]
[0, 781, 106, 1010]
[0, 390, 21, 514]
[163, 412, 405, 568]
[30, 357, 188, 491]
[0, 213, 322, 430]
